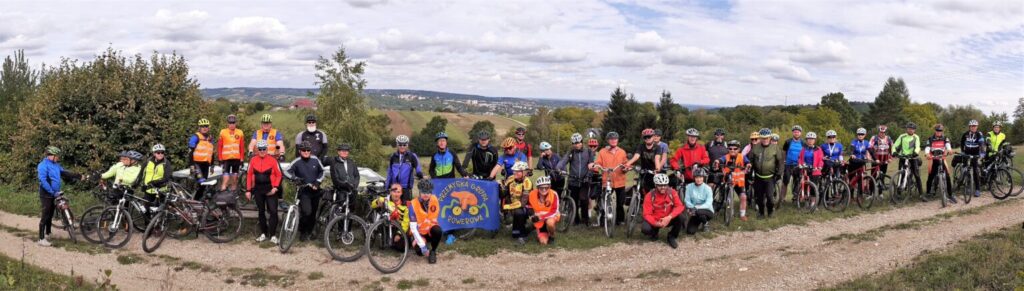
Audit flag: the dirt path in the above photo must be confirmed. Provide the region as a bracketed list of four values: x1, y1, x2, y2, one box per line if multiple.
[1, 195, 1021, 290]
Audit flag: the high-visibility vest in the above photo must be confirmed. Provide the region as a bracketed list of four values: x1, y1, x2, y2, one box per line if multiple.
[988, 131, 1006, 152]
[143, 160, 168, 194]
[409, 195, 439, 235]
[255, 129, 280, 155]
[219, 129, 244, 160]
[723, 154, 746, 188]
[192, 132, 214, 163]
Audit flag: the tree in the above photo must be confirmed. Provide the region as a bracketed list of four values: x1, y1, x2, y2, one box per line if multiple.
[526, 107, 554, 152]
[820, 92, 860, 131]
[9, 48, 204, 184]
[939, 105, 985, 145]
[552, 107, 597, 134]
[315, 47, 389, 171]
[411, 115, 462, 156]
[468, 120, 496, 145]
[793, 107, 845, 141]
[656, 90, 682, 141]
[902, 103, 940, 138]
[601, 87, 638, 149]
[1011, 98, 1024, 143]
[0, 50, 37, 183]
[866, 77, 910, 126]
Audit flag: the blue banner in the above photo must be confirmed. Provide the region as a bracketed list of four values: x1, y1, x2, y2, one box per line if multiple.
[434, 178, 500, 232]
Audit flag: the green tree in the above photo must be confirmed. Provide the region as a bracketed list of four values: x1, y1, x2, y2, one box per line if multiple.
[635, 100, 659, 141]
[526, 107, 554, 152]
[1011, 98, 1024, 143]
[902, 103, 940, 138]
[314, 47, 389, 171]
[552, 107, 597, 134]
[601, 88, 639, 149]
[939, 105, 985, 145]
[10, 48, 204, 184]
[656, 90, 682, 141]
[866, 77, 910, 126]
[468, 120, 496, 146]
[820, 92, 860, 130]
[793, 107, 845, 141]
[411, 115, 461, 156]
[0, 50, 37, 183]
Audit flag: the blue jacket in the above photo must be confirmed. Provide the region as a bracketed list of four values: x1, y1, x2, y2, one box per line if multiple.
[37, 158, 67, 197]
[537, 153, 563, 181]
[783, 138, 804, 165]
[850, 139, 870, 160]
[684, 183, 714, 212]
[386, 151, 422, 188]
[496, 151, 528, 178]
[822, 142, 844, 163]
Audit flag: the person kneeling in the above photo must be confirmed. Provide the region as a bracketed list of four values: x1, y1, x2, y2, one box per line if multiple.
[685, 168, 714, 235]
[529, 176, 560, 245]
[409, 191, 442, 264]
[642, 173, 684, 249]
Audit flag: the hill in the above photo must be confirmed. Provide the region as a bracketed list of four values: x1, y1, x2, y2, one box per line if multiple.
[384, 110, 527, 146]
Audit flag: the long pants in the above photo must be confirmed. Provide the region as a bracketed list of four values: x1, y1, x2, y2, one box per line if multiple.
[898, 158, 923, 195]
[686, 209, 714, 235]
[753, 176, 776, 217]
[414, 225, 443, 254]
[926, 160, 953, 197]
[144, 192, 166, 217]
[298, 189, 322, 236]
[783, 164, 800, 201]
[641, 216, 682, 239]
[254, 188, 280, 236]
[194, 162, 210, 200]
[511, 208, 530, 238]
[39, 196, 55, 240]
[965, 155, 982, 190]
[568, 183, 590, 225]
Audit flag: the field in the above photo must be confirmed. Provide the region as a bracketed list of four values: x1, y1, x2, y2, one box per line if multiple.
[385, 110, 527, 144]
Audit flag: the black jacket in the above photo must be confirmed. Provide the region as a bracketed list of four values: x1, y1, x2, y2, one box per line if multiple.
[286, 156, 326, 186]
[324, 156, 360, 193]
[463, 143, 499, 177]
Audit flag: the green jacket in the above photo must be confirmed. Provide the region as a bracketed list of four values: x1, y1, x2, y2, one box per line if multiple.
[101, 162, 142, 187]
[142, 158, 172, 195]
[749, 143, 784, 178]
[892, 133, 921, 156]
[988, 131, 1007, 153]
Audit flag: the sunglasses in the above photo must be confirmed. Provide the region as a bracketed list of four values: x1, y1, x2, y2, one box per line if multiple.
[306, 121, 316, 124]
[728, 148, 738, 151]
[398, 144, 408, 147]
[300, 149, 311, 152]
[227, 122, 236, 124]
[258, 149, 268, 152]
[390, 188, 401, 192]
[656, 184, 669, 187]
[199, 125, 209, 128]
[643, 136, 653, 139]
[154, 152, 165, 154]
[516, 133, 524, 136]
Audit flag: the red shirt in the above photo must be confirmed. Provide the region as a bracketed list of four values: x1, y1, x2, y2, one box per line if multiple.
[514, 140, 533, 158]
[643, 188, 684, 225]
[670, 142, 710, 180]
[246, 155, 282, 191]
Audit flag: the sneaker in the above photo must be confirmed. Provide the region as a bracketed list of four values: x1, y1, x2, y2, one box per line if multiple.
[590, 220, 601, 227]
[740, 216, 748, 222]
[255, 234, 267, 242]
[949, 198, 958, 204]
[37, 239, 51, 247]
[516, 237, 526, 245]
[445, 235, 457, 245]
[701, 223, 710, 232]
[427, 252, 437, 264]
[270, 236, 279, 244]
[666, 237, 678, 249]
[974, 191, 981, 197]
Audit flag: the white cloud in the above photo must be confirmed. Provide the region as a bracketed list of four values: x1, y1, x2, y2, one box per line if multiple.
[516, 48, 587, 63]
[475, 32, 547, 54]
[764, 60, 815, 83]
[739, 75, 761, 83]
[789, 35, 850, 65]
[345, 0, 388, 8]
[661, 46, 720, 66]
[624, 31, 667, 52]
[226, 17, 289, 49]
[150, 9, 209, 41]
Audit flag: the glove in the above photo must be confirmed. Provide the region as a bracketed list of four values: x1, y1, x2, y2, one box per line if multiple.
[278, 155, 285, 162]
[416, 172, 424, 180]
[247, 152, 254, 159]
[527, 169, 534, 177]
[55, 191, 64, 197]
[531, 215, 540, 223]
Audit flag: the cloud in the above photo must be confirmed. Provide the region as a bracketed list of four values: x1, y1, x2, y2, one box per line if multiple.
[475, 32, 547, 54]
[600, 53, 658, 67]
[516, 49, 587, 63]
[226, 17, 289, 49]
[739, 75, 761, 83]
[345, 0, 388, 8]
[661, 46, 719, 66]
[624, 31, 667, 52]
[789, 35, 850, 65]
[150, 9, 209, 41]
[763, 60, 814, 83]
[0, 34, 46, 53]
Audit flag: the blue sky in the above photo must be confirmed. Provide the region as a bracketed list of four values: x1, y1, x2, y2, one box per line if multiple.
[1, 0, 1021, 113]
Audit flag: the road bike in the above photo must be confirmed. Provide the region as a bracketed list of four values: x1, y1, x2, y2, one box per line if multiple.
[141, 187, 243, 253]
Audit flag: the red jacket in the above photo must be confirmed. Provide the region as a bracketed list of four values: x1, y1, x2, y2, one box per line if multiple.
[798, 146, 824, 176]
[246, 155, 282, 191]
[643, 188, 684, 225]
[670, 142, 710, 180]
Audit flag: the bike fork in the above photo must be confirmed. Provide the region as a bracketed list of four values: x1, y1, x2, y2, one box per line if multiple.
[283, 203, 299, 232]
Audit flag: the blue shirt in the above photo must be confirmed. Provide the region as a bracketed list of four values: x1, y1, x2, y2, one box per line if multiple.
[684, 183, 714, 212]
[850, 139, 870, 160]
[37, 158, 65, 197]
[496, 151, 528, 178]
[785, 138, 804, 165]
[822, 142, 843, 162]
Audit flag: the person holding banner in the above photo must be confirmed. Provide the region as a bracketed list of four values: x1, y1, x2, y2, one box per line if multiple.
[408, 190, 442, 264]
[503, 162, 534, 245]
[529, 176, 560, 245]
[490, 137, 528, 180]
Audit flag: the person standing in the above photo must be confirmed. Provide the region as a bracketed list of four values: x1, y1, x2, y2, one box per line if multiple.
[959, 120, 986, 198]
[141, 144, 172, 216]
[294, 114, 328, 161]
[670, 128, 710, 186]
[323, 143, 360, 200]
[749, 129, 784, 218]
[285, 142, 326, 241]
[386, 135, 423, 201]
[593, 132, 628, 226]
[536, 142, 564, 193]
[781, 125, 805, 205]
[512, 127, 534, 167]
[925, 124, 954, 203]
[626, 129, 664, 196]
[869, 125, 893, 177]
[250, 114, 286, 161]
[188, 118, 216, 200]
[653, 129, 670, 169]
[557, 133, 596, 226]
[36, 146, 83, 246]
[463, 131, 498, 179]
[246, 140, 283, 244]
[217, 115, 245, 193]
[893, 123, 923, 197]
[428, 132, 467, 178]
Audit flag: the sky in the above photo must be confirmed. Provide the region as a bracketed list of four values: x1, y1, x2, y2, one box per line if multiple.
[2, 0, 1022, 113]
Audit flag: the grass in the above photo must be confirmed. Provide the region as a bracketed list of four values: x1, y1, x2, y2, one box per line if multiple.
[824, 226, 1024, 291]
[115, 254, 143, 265]
[306, 271, 324, 280]
[824, 198, 1015, 243]
[0, 251, 100, 290]
[395, 278, 429, 290]
[0, 184, 101, 218]
[636, 269, 681, 279]
[226, 266, 298, 288]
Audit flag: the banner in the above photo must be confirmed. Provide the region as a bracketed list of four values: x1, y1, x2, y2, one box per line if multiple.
[434, 178, 500, 232]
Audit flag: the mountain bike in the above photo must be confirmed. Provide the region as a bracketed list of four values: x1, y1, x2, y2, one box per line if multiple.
[893, 155, 921, 205]
[625, 166, 655, 238]
[794, 165, 819, 213]
[820, 160, 851, 213]
[845, 159, 878, 209]
[50, 195, 77, 243]
[952, 154, 978, 205]
[324, 184, 369, 262]
[538, 168, 575, 233]
[279, 182, 318, 253]
[96, 185, 151, 249]
[867, 158, 894, 206]
[141, 187, 243, 253]
[989, 146, 1022, 197]
[930, 150, 952, 207]
[979, 155, 1015, 199]
[712, 164, 746, 226]
[593, 164, 623, 238]
[365, 192, 410, 274]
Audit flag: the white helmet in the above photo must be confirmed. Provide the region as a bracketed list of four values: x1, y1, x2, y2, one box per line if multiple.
[256, 140, 269, 150]
[806, 132, 818, 139]
[570, 133, 583, 144]
[395, 135, 410, 145]
[151, 144, 166, 152]
[856, 128, 867, 135]
[686, 128, 700, 137]
[511, 161, 529, 172]
[536, 176, 551, 186]
[653, 173, 669, 185]
[826, 130, 837, 137]
[993, 121, 1003, 127]
[539, 141, 552, 151]
[968, 120, 979, 126]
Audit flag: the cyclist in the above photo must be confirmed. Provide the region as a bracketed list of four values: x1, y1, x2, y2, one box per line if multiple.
[294, 114, 328, 161]
[706, 128, 729, 166]
[371, 183, 410, 234]
[642, 173, 683, 248]
[463, 131, 498, 179]
[101, 150, 144, 187]
[429, 132, 468, 179]
[187, 118, 216, 199]
[250, 113, 285, 161]
[593, 131, 628, 226]
[536, 141, 564, 193]
[714, 140, 749, 221]
[822, 130, 844, 179]
[245, 140, 283, 244]
[869, 125, 894, 177]
[408, 187, 442, 264]
[781, 125, 805, 205]
[798, 132, 825, 195]
[557, 133, 596, 225]
[323, 143, 360, 206]
[959, 120, 986, 197]
[771, 134, 780, 145]
[489, 137, 528, 180]
[985, 121, 1007, 168]
[512, 127, 534, 167]
[626, 128, 664, 196]
[36, 146, 84, 246]
[503, 162, 534, 245]
[653, 129, 669, 168]
[892, 122, 923, 197]
[386, 135, 423, 201]
[284, 141, 326, 241]
[528, 176, 560, 245]
[925, 124, 954, 203]
[849, 128, 873, 195]
[741, 131, 759, 157]
[749, 129, 784, 218]
[684, 168, 714, 235]
[670, 128, 710, 186]
[141, 144, 172, 216]
[217, 115, 245, 193]
[587, 137, 602, 215]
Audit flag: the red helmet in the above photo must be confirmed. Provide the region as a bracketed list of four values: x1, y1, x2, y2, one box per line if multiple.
[588, 138, 599, 147]
[641, 128, 655, 137]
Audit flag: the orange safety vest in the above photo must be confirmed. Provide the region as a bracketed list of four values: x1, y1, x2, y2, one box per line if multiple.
[723, 154, 746, 188]
[219, 128, 244, 160]
[254, 129, 280, 155]
[409, 195, 439, 235]
[192, 132, 214, 163]
[529, 189, 560, 229]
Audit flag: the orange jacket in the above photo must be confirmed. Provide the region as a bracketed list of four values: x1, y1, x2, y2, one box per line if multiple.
[528, 188, 559, 229]
[217, 128, 245, 160]
[595, 146, 628, 188]
[408, 195, 440, 235]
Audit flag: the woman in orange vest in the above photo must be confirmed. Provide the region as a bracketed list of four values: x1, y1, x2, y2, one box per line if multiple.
[188, 118, 215, 199]
[217, 115, 245, 193]
[713, 140, 750, 221]
[408, 190, 442, 264]
[528, 176, 560, 245]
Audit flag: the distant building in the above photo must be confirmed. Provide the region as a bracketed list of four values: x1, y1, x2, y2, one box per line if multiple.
[290, 99, 317, 110]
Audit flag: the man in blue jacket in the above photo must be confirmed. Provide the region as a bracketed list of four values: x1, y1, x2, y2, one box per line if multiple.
[387, 135, 423, 201]
[36, 146, 82, 246]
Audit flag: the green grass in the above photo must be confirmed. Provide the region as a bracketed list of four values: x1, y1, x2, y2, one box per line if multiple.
[825, 199, 1014, 243]
[0, 185, 101, 218]
[395, 278, 429, 290]
[115, 254, 143, 265]
[226, 267, 298, 288]
[244, 110, 314, 143]
[0, 251, 100, 290]
[825, 226, 1024, 291]
[306, 271, 324, 280]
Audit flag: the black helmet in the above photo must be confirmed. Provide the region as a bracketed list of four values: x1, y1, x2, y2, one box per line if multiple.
[515, 127, 526, 134]
[934, 124, 944, 132]
[305, 114, 317, 122]
[298, 141, 312, 151]
[606, 131, 620, 140]
[714, 128, 725, 136]
[336, 143, 352, 151]
[905, 122, 917, 129]
[477, 131, 491, 140]
[653, 129, 663, 136]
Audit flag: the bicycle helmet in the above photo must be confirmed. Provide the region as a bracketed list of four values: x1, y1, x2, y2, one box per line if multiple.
[826, 130, 837, 138]
[336, 143, 351, 151]
[305, 114, 317, 123]
[856, 128, 867, 135]
[127, 150, 143, 161]
[878, 125, 888, 132]
[197, 118, 211, 126]
[685, 128, 700, 137]
[693, 167, 708, 177]
[806, 132, 818, 139]
[727, 140, 741, 147]
[653, 173, 670, 185]
[993, 121, 1002, 127]
[477, 131, 491, 140]
[435, 132, 448, 141]
[934, 124, 944, 132]
[535, 176, 551, 187]
[588, 138, 599, 147]
[539, 141, 552, 151]
[45, 146, 61, 156]
[641, 128, 655, 137]
[653, 129, 663, 136]
[515, 127, 526, 134]
[502, 137, 518, 148]
[298, 141, 312, 151]
[968, 120, 978, 126]
[260, 114, 272, 123]
[151, 143, 166, 153]
[570, 133, 583, 144]
[749, 131, 760, 139]
[905, 122, 917, 129]
[512, 161, 529, 172]
[118, 150, 130, 158]
[395, 135, 410, 145]
[606, 131, 619, 140]
[771, 134, 780, 141]
[759, 128, 772, 138]
[226, 115, 237, 123]
[791, 125, 803, 132]
[256, 140, 269, 150]
[714, 128, 725, 136]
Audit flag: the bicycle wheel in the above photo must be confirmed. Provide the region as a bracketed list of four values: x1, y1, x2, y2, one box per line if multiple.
[311, 203, 334, 241]
[799, 182, 819, 213]
[79, 205, 105, 244]
[722, 189, 733, 227]
[858, 175, 877, 210]
[324, 214, 367, 262]
[278, 206, 300, 253]
[938, 173, 949, 207]
[1003, 167, 1023, 197]
[56, 208, 77, 243]
[97, 207, 133, 249]
[824, 180, 850, 213]
[989, 169, 1014, 199]
[771, 180, 782, 211]
[166, 209, 193, 239]
[129, 202, 149, 233]
[602, 192, 615, 238]
[957, 171, 973, 205]
[556, 197, 575, 233]
[142, 212, 168, 253]
[625, 191, 640, 238]
[366, 220, 409, 274]
[202, 205, 243, 243]
[875, 174, 893, 205]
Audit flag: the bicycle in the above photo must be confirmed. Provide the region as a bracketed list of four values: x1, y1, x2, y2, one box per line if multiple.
[989, 147, 1022, 197]
[50, 195, 77, 243]
[538, 168, 575, 233]
[952, 154, 978, 205]
[278, 182, 318, 253]
[794, 165, 819, 213]
[712, 164, 746, 226]
[365, 194, 410, 274]
[867, 158, 895, 205]
[820, 160, 851, 213]
[927, 150, 952, 207]
[592, 164, 623, 238]
[845, 159, 878, 209]
[323, 184, 369, 262]
[141, 187, 243, 253]
[625, 166, 656, 238]
[95, 185, 152, 249]
[892, 155, 921, 205]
